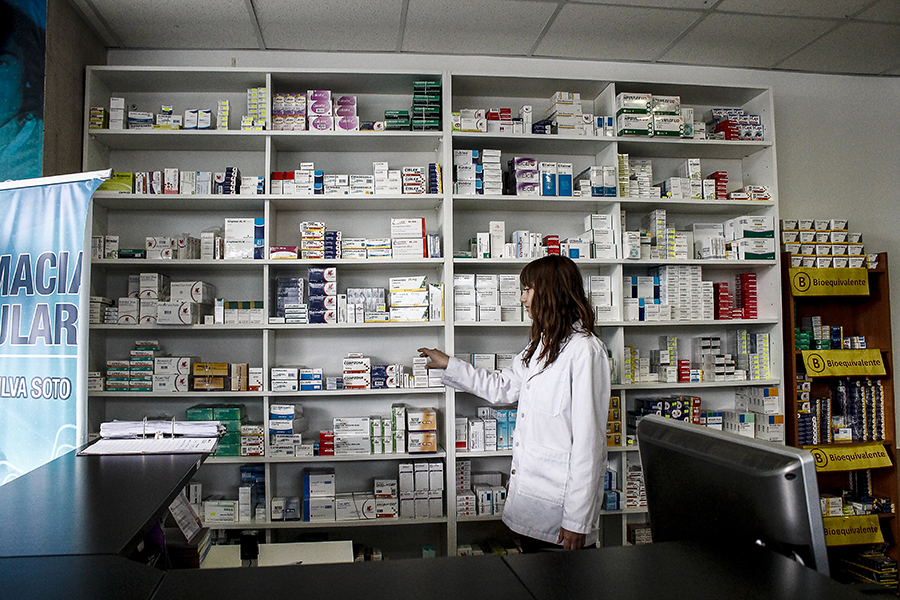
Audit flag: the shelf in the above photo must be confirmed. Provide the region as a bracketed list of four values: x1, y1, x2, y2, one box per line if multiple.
[92, 193, 445, 212]
[615, 137, 772, 160]
[614, 379, 780, 391]
[90, 387, 446, 399]
[263, 451, 448, 463]
[599, 507, 649, 515]
[451, 132, 771, 159]
[457, 514, 503, 523]
[457, 450, 513, 459]
[91, 259, 264, 270]
[205, 517, 448, 530]
[452, 257, 776, 268]
[451, 318, 777, 329]
[265, 258, 444, 270]
[268, 195, 443, 212]
[452, 194, 774, 215]
[270, 130, 443, 153]
[88, 129, 269, 152]
[92, 192, 267, 211]
[91, 322, 445, 331]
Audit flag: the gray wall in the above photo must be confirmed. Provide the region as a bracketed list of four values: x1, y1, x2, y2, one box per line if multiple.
[43, 0, 106, 176]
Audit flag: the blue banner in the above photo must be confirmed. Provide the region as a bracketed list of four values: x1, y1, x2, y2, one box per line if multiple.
[0, 172, 104, 484]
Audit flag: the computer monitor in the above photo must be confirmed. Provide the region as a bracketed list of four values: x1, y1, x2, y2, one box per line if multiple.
[637, 414, 830, 575]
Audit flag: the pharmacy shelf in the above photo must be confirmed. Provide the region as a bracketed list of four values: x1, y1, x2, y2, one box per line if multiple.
[269, 195, 443, 212]
[453, 257, 777, 268]
[613, 379, 781, 391]
[92, 193, 268, 211]
[92, 193, 445, 212]
[619, 318, 780, 328]
[452, 131, 770, 160]
[452, 195, 774, 215]
[615, 137, 772, 160]
[87, 129, 269, 152]
[262, 450, 448, 463]
[90, 324, 267, 331]
[91, 259, 264, 270]
[266, 322, 444, 330]
[457, 450, 513, 459]
[85, 65, 782, 557]
[264, 258, 444, 270]
[218, 517, 449, 530]
[89, 388, 446, 399]
[598, 507, 649, 516]
[269, 130, 443, 153]
[454, 320, 777, 329]
[457, 514, 503, 523]
[452, 131, 616, 155]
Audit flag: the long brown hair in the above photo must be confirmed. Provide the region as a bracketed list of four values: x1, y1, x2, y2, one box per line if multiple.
[520, 255, 595, 367]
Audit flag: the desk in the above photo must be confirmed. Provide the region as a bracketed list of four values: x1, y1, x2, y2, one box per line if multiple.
[0, 450, 204, 558]
[0, 554, 163, 600]
[200, 540, 355, 568]
[503, 540, 868, 600]
[153, 554, 531, 600]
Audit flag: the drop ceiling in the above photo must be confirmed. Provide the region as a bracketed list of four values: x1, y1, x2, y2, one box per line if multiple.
[69, 0, 900, 76]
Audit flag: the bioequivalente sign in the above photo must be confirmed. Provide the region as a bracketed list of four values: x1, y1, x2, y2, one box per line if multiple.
[789, 267, 869, 296]
[822, 515, 883, 546]
[801, 349, 886, 378]
[808, 443, 892, 472]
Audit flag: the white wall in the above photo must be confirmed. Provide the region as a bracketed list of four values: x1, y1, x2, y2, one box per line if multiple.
[107, 48, 900, 385]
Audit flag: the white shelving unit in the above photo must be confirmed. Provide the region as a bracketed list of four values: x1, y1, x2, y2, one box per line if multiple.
[83, 67, 782, 558]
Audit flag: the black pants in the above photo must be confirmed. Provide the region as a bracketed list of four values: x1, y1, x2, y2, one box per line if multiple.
[519, 535, 564, 553]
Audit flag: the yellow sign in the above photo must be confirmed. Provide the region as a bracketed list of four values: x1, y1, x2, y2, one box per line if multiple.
[789, 267, 869, 296]
[823, 515, 883, 546]
[808, 443, 893, 472]
[801, 349, 886, 377]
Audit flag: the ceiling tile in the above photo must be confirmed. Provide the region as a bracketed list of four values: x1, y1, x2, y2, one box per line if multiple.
[535, 4, 702, 61]
[777, 22, 900, 74]
[715, 0, 873, 19]
[856, 0, 900, 23]
[254, 0, 402, 51]
[661, 13, 834, 68]
[88, 0, 259, 49]
[402, 0, 557, 55]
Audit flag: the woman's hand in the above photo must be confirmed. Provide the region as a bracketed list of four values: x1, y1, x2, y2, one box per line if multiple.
[557, 527, 586, 550]
[417, 347, 449, 369]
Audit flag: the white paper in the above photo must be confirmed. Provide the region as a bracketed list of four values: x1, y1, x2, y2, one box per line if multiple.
[79, 437, 218, 455]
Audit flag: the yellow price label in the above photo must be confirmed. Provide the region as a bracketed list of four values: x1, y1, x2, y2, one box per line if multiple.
[823, 515, 883, 546]
[789, 267, 869, 296]
[808, 443, 893, 472]
[801, 349, 885, 377]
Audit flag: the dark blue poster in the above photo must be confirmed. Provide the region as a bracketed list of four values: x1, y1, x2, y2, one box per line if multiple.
[0, 171, 104, 484]
[0, 0, 45, 180]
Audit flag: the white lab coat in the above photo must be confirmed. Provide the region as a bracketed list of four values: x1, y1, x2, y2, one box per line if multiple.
[442, 329, 610, 545]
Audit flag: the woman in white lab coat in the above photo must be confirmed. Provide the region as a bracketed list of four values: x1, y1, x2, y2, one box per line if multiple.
[419, 255, 610, 551]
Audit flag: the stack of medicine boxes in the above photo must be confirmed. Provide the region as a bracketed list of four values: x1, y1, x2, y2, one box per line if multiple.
[303, 468, 336, 522]
[407, 407, 438, 453]
[547, 91, 583, 137]
[308, 266, 337, 324]
[269, 403, 303, 458]
[186, 403, 245, 457]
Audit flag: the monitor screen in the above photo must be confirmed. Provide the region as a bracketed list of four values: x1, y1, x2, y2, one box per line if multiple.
[637, 414, 829, 575]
